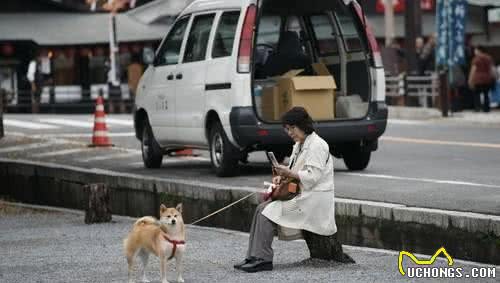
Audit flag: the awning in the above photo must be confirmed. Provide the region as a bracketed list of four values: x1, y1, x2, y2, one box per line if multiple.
[468, 0, 500, 7]
[126, 0, 193, 24]
[0, 12, 168, 46]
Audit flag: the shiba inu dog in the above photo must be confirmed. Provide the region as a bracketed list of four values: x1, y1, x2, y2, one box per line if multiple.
[124, 204, 185, 283]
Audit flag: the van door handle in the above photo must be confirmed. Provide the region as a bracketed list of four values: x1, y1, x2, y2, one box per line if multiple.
[167, 74, 174, 80]
[176, 73, 183, 80]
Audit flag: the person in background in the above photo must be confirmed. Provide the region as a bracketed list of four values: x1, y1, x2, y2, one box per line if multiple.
[468, 46, 497, 112]
[26, 53, 44, 113]
[420, 35, 436, 74]
[415, 37, 425, 75]
[127, 53, 143, 103]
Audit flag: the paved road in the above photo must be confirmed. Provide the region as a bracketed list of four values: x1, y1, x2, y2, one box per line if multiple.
[0, 202, 498, 283]
[2, 114, 500, 215]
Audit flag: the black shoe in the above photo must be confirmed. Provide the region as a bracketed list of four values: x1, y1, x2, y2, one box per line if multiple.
[233, 257, 256, 270]
[239, 258, 273, 273]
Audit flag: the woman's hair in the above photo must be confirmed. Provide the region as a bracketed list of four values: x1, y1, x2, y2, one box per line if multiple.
[281, 107, 314, 134]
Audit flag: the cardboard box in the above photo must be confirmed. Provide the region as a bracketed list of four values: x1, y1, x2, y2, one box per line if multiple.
[261, 63, 336, 121]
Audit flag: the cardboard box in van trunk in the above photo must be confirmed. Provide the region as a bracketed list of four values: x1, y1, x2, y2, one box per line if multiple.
[261, 63, 336, 121]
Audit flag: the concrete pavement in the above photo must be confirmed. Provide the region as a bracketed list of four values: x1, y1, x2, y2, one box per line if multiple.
[0, 201, 498, 283]
[389, 106, 500, 126]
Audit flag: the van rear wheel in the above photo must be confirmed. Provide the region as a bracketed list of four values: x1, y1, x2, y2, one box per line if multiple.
[141, 121, 163, 168]
[343, 148, 371, 171]
[209, 123, 239, 177]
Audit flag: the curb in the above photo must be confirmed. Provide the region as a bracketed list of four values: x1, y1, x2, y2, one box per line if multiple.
[1, 158, 499, 264]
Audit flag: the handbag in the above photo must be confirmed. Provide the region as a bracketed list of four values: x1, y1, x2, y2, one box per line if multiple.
[270, 172, 300, 201]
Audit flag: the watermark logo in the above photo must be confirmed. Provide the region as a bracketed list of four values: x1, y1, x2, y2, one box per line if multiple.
[398, 247, 496, 279]
[398, 247, 453, 276]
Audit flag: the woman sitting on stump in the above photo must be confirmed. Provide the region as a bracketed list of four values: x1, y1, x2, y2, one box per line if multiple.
[234, 107, 353, 273]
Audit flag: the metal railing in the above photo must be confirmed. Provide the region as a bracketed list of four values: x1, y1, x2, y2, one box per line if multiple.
[385, 73, 440, 108]
[2, 84, 135, 114]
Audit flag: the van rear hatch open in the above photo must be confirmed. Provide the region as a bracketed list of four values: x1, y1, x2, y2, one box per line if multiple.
[252, 0, 373, 122]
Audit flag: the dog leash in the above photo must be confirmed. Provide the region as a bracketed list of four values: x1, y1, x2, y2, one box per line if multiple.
[189, 191, 257, 225]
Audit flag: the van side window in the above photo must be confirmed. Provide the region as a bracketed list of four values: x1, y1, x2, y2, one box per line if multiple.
[310, 14, 339, 56]
[212, 11, 240, 58]
[256, 15, 281, 47]
[335, 9, 364, 52]
[155, 17, 189, 66]
[183, 14, 216, 63]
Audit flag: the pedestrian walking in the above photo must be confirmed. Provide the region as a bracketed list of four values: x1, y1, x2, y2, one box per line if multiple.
[26, 53, 44, 113]
[234, 107, 343, 273]
[468, 46, 497, 112]
[127, 53, 143, 101]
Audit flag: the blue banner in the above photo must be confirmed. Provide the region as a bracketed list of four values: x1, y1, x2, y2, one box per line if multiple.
[449, 0, 467, 66]
[436, 0, 467, 67]
[436, 0, 448, 66]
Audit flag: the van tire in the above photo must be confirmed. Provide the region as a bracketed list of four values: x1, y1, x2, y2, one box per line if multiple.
[141, 121, 163, 168]
[343, 149, 370, 171]
[209, 123, 239, 177]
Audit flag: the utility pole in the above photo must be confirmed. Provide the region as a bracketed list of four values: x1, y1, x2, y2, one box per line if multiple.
[405, 0, 422, 74]
[384, 0, 395, 46]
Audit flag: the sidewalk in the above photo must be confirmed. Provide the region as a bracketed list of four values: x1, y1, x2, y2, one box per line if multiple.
[388, 106, 500, 125]
[0, 201, 497, 283]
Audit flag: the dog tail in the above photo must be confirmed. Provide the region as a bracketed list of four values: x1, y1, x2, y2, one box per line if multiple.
[133, 216, 158, 227]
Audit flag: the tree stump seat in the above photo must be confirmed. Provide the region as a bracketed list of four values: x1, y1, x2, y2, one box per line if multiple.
[302, 230, 355, 263]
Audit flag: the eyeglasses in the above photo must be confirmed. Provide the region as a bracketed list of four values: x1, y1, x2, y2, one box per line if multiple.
[283, 126, 297, 133]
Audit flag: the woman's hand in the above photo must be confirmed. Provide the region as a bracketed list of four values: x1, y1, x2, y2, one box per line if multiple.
[273, 165, 298, 179]
[272, 175, 282, 185]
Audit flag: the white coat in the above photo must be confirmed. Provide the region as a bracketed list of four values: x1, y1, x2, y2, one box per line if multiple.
[262, 132, 337, 240]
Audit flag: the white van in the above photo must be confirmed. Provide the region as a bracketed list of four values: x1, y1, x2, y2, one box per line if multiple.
[134, 0, 387, 176]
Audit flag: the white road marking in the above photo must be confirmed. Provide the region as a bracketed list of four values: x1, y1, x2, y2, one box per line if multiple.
[78, 150, 142, 162]
[38, 118, 94, 128]
[36, 132, 136, 138]
[4, 119, 60, 130]
[129, 156, 210, 167]
[96, 118, 133, 126]
[388, 119, 429, 125]
[0, 141, 63, 153]
[342, 172, 500, 189]
[381, 136, 500, 149]
[32, 148, 94, 158]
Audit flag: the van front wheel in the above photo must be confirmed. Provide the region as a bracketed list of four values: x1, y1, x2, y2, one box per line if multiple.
[141, 121, 163, 168]
[209, 123, 239, 177]
[343, 149, 371, 171]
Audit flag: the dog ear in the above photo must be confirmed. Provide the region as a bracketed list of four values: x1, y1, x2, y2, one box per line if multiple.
[160, 204, 167, 213]
[176, 203, 183, 214]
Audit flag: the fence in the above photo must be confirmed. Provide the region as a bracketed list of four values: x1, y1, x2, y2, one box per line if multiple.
[385, 73, 440, 108]
[1, 84, 134, 113]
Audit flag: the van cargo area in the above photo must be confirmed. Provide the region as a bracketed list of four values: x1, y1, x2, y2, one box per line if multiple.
[252, 0, 372, 122]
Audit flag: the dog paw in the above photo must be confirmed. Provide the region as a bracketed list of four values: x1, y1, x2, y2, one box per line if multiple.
[140, 278, 150, 283]
[161, 280, 170, 283]
[177, 277, 185, 283]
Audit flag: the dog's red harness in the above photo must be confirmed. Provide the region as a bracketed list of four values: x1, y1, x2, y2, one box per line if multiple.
[162, 234, 185, 260]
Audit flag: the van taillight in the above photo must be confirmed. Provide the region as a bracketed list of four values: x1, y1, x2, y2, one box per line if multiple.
[238, 4, 257, 73]
[352, 2, 383, 67]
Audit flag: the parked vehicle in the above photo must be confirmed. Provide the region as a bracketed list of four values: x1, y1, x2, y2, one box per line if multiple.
[134, 0, 387, 176]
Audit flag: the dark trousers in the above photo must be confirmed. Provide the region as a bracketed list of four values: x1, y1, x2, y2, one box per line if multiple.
[473, 83, 493, 112]
[246, 201, 277, 262]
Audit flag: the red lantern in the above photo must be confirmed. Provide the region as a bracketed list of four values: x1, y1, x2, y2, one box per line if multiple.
[376, 0, 406, 13]
[1, 44, 15, 56]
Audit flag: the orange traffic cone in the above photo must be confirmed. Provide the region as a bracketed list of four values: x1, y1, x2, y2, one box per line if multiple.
[173, 148, 195, 157]
[90, 96, 113, 147]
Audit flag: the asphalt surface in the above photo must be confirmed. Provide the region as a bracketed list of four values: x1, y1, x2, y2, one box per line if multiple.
[0, 202, 498, 283]
[2, 113, 500, 215]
